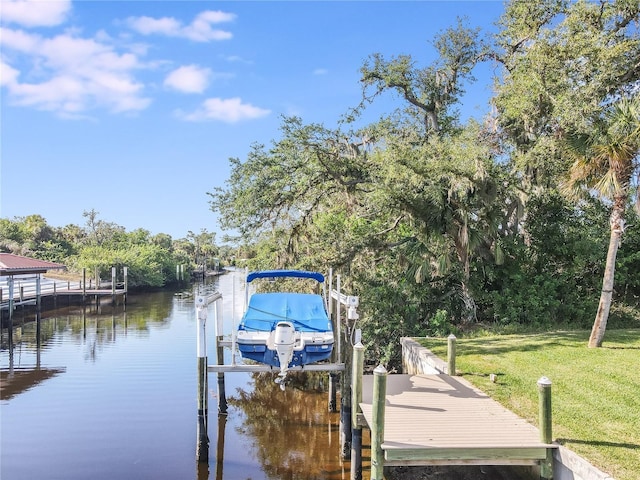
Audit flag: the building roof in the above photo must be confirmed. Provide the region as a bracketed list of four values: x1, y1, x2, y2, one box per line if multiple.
[0, 253, 66, 276]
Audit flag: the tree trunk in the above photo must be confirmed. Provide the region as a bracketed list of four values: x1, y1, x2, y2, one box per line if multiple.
[588, 202, 625, 348]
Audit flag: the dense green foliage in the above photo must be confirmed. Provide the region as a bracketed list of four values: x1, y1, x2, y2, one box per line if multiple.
[209, 0, 640, 365]
[0, 211, 223, 288]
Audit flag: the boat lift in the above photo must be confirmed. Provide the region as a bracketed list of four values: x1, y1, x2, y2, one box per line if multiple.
[195, 270, 361, 468]
[197, 270, 356, 376]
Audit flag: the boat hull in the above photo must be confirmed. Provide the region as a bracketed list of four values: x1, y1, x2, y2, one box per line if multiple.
[236, 341, 334, 368]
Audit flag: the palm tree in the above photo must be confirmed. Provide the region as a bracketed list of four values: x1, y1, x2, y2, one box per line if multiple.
[563, 96, 640, 347]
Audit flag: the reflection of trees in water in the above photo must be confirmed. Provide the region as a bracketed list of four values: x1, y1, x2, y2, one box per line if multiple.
[0, 290, 180, 402]
[230, 372, 346, 480]
[2, 291, 176, 357]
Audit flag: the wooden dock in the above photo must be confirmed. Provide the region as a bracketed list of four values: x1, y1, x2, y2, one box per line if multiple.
[359, 373, 554, 467]
[1, 285, 127, 313]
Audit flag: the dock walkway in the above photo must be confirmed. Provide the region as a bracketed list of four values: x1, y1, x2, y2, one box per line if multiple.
[1, 281, 126, 312]
[360, 373, 553, 466]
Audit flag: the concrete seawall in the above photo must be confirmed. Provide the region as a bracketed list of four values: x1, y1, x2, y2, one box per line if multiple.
[400, 337, 616, 480]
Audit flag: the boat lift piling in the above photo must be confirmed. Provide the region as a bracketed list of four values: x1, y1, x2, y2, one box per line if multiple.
[195, 291, 223, 464]
[329, 273, 361, 460]
[214, 298, 228, 414]
[195, 294, 209, 464]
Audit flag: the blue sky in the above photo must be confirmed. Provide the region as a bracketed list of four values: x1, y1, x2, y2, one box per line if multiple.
[1, 0, 505, 240]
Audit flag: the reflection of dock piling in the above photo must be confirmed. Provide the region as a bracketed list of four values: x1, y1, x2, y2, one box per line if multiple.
[215, 414, 227, 480]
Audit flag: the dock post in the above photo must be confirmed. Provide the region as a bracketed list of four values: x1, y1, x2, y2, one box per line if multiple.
[8, 276, 14, 327]
[36, 274, 42, 314]
[196, 296, 209, 463]
[336, 275, 342, 367]
[111, 267, 116, 306]
[328, 268, 338, 413]
[94, 267, 99, 308]
[336, 275, 353, 459]
[447, 334, 457, 376]
[328, 372, 338, 412]
[123, 267, 128, 305]
[371, 364, 387, 480]
[214, 300, 227, 414]
[351, 342, 365, 480]
[538, 377, 553, 479]
[82, 268, 86, 304]
[216, 338, 227, 414]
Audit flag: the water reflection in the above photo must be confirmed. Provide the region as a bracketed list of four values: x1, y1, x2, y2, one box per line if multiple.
[1, 312, 64, 401]
[227, 371, 347, 480]
[0, 293, 177, 400]
[215, 414, 227, 480]
[196, 410, 210, 469]
[1, 274, 360, 480]
[0, 366, 66, 401]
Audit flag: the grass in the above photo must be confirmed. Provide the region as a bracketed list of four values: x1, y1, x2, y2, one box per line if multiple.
[420, 329, 640, 480]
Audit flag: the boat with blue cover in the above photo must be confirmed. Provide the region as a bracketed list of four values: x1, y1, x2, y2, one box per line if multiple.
[236, 270, 335, 380]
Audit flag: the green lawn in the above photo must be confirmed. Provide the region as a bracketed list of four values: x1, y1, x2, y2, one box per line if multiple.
[420, 330, 640, 480]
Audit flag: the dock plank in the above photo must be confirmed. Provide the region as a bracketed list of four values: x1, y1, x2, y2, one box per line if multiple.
[360, 374, 553, 466]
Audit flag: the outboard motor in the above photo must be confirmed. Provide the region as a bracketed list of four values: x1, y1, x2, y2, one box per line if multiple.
[274, 322, 295, 387]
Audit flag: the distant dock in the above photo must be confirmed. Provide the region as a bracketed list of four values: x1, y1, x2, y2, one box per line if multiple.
[1, 280, 127, 311]
[1, 275, 127, 325]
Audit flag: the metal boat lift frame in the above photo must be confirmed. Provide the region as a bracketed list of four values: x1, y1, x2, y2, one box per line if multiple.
[195, 270, 360, 468]
[199, 269, 356, 375]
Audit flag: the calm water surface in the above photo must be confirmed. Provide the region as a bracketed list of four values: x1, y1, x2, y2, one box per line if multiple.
[1, 271, 348, 480]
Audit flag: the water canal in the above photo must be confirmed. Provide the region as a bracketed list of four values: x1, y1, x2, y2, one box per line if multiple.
[1, 270, 348, 480]
[1, 270, 532, 480]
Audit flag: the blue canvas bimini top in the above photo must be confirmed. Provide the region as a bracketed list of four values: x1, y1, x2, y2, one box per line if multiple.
[246, 270, 324, 283]
[240, 293, 332, 332]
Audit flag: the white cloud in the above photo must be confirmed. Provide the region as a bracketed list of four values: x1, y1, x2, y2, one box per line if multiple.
[0, 28, 151, 116]
[164, 65, 210, 93]
[313, 68, 328, 75]
[0, 61, 20, 86]
[197, 11, 236, 23]
[0, 0, 71, 27]
[126, 16, 182, 36]
[0, 26, 41, 51]
[127, 10, 235, 42]
[179, 97, 270, 123]
[223, 54, 252, 65]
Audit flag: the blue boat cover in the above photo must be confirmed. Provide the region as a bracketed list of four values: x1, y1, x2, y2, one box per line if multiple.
[240, 293, 331, 333]
[246, 270, 324, 283]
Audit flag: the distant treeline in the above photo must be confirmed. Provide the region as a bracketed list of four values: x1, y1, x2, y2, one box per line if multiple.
[0, 209, 233, 288]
